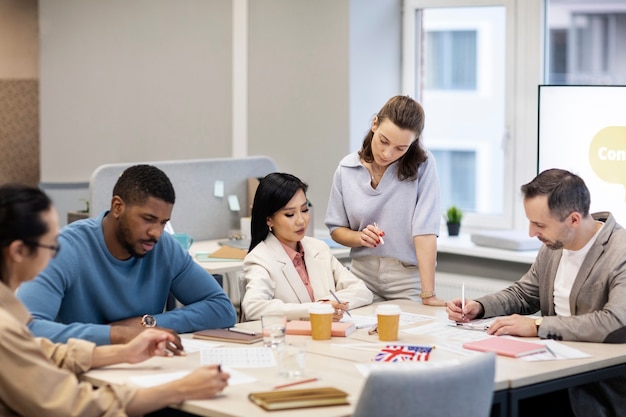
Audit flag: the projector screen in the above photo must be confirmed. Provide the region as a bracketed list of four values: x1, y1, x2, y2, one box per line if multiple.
[538, 85, 626, 226]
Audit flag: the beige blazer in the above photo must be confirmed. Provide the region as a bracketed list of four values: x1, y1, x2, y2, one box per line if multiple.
[0, 283, 136, 416]
[241, 233, 373, 321]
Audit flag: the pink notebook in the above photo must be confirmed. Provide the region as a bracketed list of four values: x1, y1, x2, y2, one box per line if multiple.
[463, 336, 547, 358]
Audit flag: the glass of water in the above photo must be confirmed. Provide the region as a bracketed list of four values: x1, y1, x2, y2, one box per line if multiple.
[261, 314, 287, 347]
[277, 342, 306, 377]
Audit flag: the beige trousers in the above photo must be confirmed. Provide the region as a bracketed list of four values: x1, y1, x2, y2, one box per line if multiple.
[350, 256, 421, 302]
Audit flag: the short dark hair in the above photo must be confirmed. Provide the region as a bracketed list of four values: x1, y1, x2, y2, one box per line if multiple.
[112, 165, 176, 206]
[521, 168, 590, 221]
[358, 95, 427, 181]
[249, 173, 308, 251]
[0, 184, 53, 280]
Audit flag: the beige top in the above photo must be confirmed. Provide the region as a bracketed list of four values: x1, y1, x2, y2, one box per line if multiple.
[0, 283, 137, 417]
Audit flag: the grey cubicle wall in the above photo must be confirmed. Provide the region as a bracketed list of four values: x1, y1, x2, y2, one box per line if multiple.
[89, 156, 277, 241]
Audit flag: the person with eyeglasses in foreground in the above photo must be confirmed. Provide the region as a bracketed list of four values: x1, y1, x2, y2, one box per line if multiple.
[447, 169, 626, 417]
[17, 164, 236, 346]
[0, 184, 229, 417]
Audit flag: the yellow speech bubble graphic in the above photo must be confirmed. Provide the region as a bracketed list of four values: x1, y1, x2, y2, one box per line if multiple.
[589, 126, 626, 200]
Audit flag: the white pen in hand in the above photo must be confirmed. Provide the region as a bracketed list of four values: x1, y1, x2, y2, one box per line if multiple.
[228, 327, 256, 336]
[373, 222, 384, 245]
[461, 282, 466, 319]
[329, 290, 352, 317]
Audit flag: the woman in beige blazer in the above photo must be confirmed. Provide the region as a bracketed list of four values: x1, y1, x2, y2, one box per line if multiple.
[242, 173, 373, 321]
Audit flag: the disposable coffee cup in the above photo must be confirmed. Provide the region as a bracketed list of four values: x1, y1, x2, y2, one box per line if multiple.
[309, 303, 334, 340]
[376, 304, 401, 341]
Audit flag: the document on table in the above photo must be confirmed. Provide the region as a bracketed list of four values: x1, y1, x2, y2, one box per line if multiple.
[521, 340, 592, 361]
[128, 367, 256, 387]
[200, 347, 276, 368]
[182, 338, 222, 353]
[343, 312, 434, 329]
[403, 321, 492, 342]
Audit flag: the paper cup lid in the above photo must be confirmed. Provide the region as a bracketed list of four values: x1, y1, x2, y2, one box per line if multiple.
[376, 304, 401, 315]
[309, 303, 334, 314]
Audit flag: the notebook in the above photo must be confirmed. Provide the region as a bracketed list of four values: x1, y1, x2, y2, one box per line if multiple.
[462, 336, 547, 358]
[208, 245, 248, 260]
[193, 328, 263, 344]
[248, 387, 349, 411]
[286, 320, 356, 337]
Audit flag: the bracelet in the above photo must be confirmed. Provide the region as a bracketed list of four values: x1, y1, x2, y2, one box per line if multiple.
[418, 291, 436, 299]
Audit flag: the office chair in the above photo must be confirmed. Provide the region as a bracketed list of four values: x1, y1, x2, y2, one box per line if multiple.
[352, 352, 496, 417]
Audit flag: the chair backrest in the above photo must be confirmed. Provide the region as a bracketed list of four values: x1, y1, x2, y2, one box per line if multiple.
[353, 352, 496, 417]
[89, 156, 277, 241]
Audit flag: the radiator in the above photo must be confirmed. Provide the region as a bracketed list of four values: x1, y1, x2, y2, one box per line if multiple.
[436, 273, 511, 301]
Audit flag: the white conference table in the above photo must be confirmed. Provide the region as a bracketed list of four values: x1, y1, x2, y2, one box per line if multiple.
[83, 300, 626, 417]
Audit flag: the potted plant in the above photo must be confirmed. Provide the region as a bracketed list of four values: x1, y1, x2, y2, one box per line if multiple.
[445, 205, 463, 236]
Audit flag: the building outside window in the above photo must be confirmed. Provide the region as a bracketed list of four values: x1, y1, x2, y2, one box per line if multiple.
[403, 0, 626, 231]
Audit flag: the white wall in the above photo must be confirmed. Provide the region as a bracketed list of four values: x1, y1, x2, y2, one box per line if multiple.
[39, 0, 233, 183]
[39, 0, 403, 229]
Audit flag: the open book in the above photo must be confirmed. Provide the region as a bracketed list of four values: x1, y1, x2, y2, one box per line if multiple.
[248, 387, 349, 411]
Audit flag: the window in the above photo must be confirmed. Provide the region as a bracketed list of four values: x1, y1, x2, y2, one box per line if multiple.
[403, 0, 514, 229]
[545, 1, 626, 85]
[425, 30, 477, 90]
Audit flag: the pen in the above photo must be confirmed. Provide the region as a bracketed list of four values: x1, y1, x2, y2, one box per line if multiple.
[274, 377, 318, 389]
[455, 323, 489, 331]
[373, 222, 385, 244]
[329, 290, 352, 317]
[461, 282, 465, 319]
[544, 344, 557, 358]
[228, 327, 257, 336]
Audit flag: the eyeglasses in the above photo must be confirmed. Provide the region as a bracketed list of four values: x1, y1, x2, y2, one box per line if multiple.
[31, 242, 61, 258]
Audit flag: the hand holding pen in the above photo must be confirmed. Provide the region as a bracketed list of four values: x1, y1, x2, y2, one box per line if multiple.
[360, 223, 385, 248]
[329, 290, 351, 318]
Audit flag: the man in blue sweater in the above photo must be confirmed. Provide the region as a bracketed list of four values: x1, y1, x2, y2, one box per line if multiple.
[17, 165, 236, 345]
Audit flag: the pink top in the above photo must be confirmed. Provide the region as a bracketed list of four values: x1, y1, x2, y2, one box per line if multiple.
[280, 241, 314, 302]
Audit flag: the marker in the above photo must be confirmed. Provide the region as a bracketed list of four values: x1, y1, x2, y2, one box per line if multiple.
[373, 222, 384, 244]
[228, 327, 257, 336]
[461, 282, 466, 319]
[329, 290, 352, 317]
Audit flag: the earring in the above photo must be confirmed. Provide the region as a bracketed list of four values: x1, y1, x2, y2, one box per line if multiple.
[268, 225, 273, 232]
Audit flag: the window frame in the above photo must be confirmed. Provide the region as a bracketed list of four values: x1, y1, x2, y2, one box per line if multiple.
[402, 0, 544, 232]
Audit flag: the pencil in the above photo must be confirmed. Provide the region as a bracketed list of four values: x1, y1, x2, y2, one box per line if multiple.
[274, 377, 319, 389]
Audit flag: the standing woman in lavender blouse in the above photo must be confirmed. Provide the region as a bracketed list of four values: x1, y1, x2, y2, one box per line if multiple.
[325, 95, 445, 306]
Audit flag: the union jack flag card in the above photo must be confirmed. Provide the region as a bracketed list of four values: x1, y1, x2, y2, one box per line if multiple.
[373, 345, 433, 362]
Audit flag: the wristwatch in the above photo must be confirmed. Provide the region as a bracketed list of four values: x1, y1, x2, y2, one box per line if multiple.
[141, 314, 157, 328]
[419, 291, 436, 299]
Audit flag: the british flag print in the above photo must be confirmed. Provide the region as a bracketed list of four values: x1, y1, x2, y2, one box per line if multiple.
[373, 345, 433, 362]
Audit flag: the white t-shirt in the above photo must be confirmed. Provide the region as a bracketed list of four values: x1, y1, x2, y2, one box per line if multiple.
[553, 222, 604, 316]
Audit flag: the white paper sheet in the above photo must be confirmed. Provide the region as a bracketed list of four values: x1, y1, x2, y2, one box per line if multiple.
[200, 347, 276, 368]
